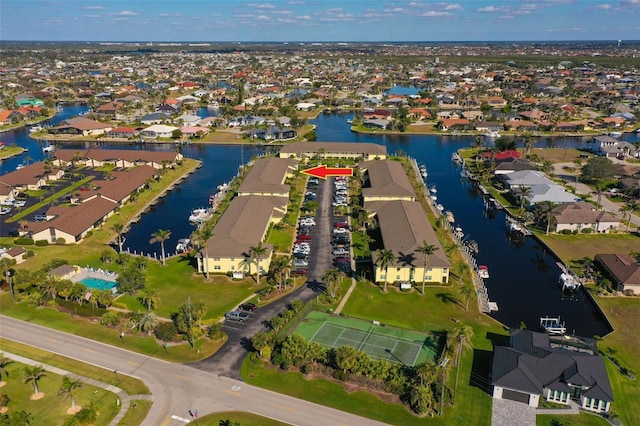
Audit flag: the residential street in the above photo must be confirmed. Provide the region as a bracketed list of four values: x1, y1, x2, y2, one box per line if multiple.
[0, 315, 389, 426]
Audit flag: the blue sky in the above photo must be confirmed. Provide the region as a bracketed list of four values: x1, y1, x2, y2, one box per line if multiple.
[2, 0, 639, 42]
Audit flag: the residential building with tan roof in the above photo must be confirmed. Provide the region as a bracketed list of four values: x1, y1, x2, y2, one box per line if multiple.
[52, 149, 182, 169]
[237, 157, 297, 197]
[278, 141, 387, 161]
[552, 202, 619, 234]
[28, 196, 118, 244]
[50, 117, 112, 137]
[367, 200, 450, 285]
[197, 195, 288, 276]
[0, 162, 64, 192]
[360, 160, 416, 202]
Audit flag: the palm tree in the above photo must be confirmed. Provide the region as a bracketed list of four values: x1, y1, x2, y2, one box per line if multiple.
[149, 229, 171, 266]
[416, 241, 438, 293]
[57, 376, 82, 413]
[375, 249, 396, 292]
[111, 222, 125, 253]
[515, 185, 532, 213]
[537, 201, 556, 235]
[522, 132, 535, 156]
[451, 324, 474, 405]
[138, 312, 158, 335]
[138, 288, 160, 311]
[191, 222, 214, 281]
[23, 365, 47, 398]
[459, 282, 475, 311]
[249, 241, 268, 285]
[0, 356, 13, 386]
[323, 267, 344, 299]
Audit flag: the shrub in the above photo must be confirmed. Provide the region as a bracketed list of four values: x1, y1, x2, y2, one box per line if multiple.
[155, 322, 179, 342]
[581, 228, 593, 234]
[333, 370, 348, 381]
[100, 311, 120, 327]
[56, 237, 66, 245]
[14, 237, 34, 245]
[560, 229, 572, 235]
[35, 239, 49, 246]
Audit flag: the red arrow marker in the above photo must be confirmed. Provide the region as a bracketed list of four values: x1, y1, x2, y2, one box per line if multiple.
[301, 165, 353, 180]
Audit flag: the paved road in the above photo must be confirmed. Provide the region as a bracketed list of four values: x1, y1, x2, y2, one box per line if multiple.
[0, 315, 389, 426]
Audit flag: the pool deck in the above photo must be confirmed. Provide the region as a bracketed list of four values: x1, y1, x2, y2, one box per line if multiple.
[71, 267, 119, 284]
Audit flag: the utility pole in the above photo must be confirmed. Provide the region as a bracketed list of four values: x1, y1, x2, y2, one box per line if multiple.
[439, 356, 449, 416]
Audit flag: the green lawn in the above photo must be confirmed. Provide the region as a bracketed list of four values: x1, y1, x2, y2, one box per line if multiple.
[117, 400, 153, 426]
[536, 413, 610, 426]
[196, 411, 292, 426]
[114, 255, 258, 320]
[0, 359, 120, 426]
[0, 338, 148, 396]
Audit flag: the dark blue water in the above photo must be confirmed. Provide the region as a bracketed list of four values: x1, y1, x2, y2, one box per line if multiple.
[6, 106, 639, 336]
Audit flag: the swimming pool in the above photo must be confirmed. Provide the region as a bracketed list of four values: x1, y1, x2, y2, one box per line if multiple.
[80, 277, 118, 291]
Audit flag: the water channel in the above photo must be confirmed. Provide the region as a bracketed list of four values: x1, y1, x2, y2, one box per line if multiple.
[4, 106, 639, 337]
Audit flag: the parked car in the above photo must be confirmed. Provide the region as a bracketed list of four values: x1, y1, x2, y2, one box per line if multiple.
[332, 248, 349, 256]
[0, 207, 11, 215]
[239, 303, 257, 312]
[333, 227, 349, 234]
[0, 199, 13, 206]
[332, 236, 350, 245]
[333, 256, 351, 264]
[33, 214, 47, 221]
[8, 230, 20, 237]
[291, 269, 308, 276]
[293, 259, 309, 267]
[296, 234, 312, 241]
[225, 310, 250, 322]
[13, 200, 26, 207]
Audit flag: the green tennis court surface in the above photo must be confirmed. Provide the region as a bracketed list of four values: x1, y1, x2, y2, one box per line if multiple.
[295, 311, 438, 366]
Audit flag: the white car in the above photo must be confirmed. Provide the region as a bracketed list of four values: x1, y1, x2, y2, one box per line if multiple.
[333, 228, 349, 234]
[13, 200, 26, 207]
[0, 207, 11, 215]
[300, 219, 316, 226]
[293, 259, 309, 267]
[332, 248, 349, 256]
[0, 199, 13, 206]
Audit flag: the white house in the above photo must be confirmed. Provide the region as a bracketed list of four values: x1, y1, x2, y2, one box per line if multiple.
[140, 124, 179, 139]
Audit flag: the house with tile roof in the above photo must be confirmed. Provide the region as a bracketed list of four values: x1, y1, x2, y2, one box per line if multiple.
[595, 253, 640, 294]
[278, 142, 387, 161]
[492, 329, 613, 413]
[50, 117, 112, 137]
[552, 202, 619, 234]
[360, 160, 416, 202]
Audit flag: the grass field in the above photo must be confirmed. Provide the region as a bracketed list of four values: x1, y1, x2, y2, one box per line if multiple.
[536, 412, 610, 426]
[0, 358, 119, 425]
[295, 311, 437, 366]
[196, 411, 292, 426]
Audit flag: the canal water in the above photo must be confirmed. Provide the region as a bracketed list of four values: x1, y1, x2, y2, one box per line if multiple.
[4, 106, 639, 337]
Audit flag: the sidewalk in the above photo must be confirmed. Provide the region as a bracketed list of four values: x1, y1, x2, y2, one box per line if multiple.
[1, 351, 147, 425]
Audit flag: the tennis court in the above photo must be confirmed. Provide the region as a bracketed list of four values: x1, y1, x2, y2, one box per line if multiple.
[295, 311, 438, 366]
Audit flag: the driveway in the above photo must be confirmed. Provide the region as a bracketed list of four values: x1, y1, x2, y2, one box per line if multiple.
[191, 176, 337, 377]
[491, 399, 536, 426]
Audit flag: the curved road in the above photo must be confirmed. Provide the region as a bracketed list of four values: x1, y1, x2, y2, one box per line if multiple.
[0, 316, 387, 426]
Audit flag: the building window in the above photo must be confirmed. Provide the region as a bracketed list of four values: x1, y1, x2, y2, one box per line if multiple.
[214, 265, 221, 270]
[425, 275, 432, 281]
[214, 257, 221, 261]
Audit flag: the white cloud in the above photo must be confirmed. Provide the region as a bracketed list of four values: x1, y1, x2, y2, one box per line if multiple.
[83, 14, 101, 18]
[288, 0, 305, 4]
[478, 6, 503, 13]
[114, 10, 139, 17]
[419, 10, 452, 17]
[445, 4, 463, 11]
[159, 13, 182, 17]
[248, 3, 276, 9]
[591, 3, 612, 9]
[297, 15, 311, 20]
[84, 5, 106, 10]
[256, 15, 270, 21]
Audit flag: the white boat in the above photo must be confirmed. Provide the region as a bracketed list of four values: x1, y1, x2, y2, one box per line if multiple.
[451, 152, 462, 164]
[435, 203, 444, 211]
[346, 119, 353, 124]
[430, 186, 437, 194]
[507, 220, 523, 233]
[42, 144, 55, 153]
[419, 165, 427, 178]
[608, 131, 622, 138]
[477, 265, 489, 279]
[176, 238, 191, 253]
[188, 207, 210, 223]
[454, 227, 464, 239]
[217, 182, 229, 191]
[540, 316, 566, 335]
[485, 130, 500, 138]
[430, 194, 438, 201]
[445, 210, 455, 223]
[559, 272, 581, 291]
[207, 101, 220, 109]
[29, 125, 44, 133]
[15, 164, 25, 170]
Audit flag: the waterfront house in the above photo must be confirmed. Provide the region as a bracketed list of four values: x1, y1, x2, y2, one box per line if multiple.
[360, 160, 416, 202]
[592, 135, 636, 159]
[140, 124, 179, 139]
[595, 254, 640, 294]
[279, 142, 387, 161]
[368, 200, 450, 284]
[492, 329, 613, 413]
[140, 112, 171, 125]
[50, 117, 112, 137]
[493, 158, 537, 175]
[106, 127, 139, 139]
[552, 202, 619, 233]
[236, 157, 297, 198]
[52, 149, 182, 170]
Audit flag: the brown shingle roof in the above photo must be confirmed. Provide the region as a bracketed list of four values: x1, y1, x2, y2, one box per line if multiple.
[360, 160, 416, 200]
[237, 157, 297, 195]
